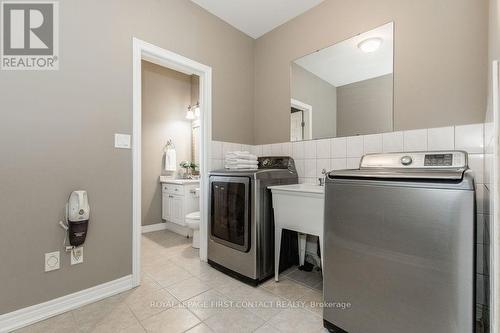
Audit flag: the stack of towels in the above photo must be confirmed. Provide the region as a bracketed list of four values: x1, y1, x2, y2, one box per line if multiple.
[225, 151, 258, 170]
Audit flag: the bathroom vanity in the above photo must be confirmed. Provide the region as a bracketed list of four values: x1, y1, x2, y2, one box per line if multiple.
[160, 177, 199, 226]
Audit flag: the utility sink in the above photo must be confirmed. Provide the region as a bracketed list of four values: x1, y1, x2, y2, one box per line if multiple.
[269, 183, 325, 281]
[269, 183, 324, 194]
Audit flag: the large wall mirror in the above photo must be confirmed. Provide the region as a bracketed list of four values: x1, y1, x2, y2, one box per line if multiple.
[290, 22, 394, 141]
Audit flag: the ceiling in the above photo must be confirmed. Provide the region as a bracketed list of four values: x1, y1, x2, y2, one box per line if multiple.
[294, 22, 394, 87]
[190, 0, 325, 39]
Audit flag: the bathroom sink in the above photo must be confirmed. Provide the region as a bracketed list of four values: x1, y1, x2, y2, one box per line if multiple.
[159, 176, 200, 184]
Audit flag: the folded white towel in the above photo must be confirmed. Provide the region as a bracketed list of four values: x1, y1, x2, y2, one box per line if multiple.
[225, 165, 258, 170]
[225, 151, 257, 161]
[225, 158, 259, 165]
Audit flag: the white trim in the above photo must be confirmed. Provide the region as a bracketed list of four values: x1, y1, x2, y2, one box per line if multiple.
[291, 98, 313, 140]
[141, 222, 168, 233]
[0, 275, 133, 333]
[132, 38, 211, 289]
[492, 60, 499, 333]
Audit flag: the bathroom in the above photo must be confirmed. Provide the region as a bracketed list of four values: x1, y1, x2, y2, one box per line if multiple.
[141, 60, 202, 246]
[0, 1, 498, 333]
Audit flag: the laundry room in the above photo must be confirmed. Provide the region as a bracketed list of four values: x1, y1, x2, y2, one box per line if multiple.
[0, 1, 498, 333]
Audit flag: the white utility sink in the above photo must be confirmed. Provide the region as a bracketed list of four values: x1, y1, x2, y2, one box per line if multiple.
[269, 183, 324, 194]
[269, 183, 325, 281]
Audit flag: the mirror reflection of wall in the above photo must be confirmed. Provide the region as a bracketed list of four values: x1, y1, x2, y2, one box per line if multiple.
[290, 22, 394, 141]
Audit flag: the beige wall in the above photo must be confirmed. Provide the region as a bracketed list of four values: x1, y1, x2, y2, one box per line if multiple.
[254, 0, 488, 144]
[337, 74, 393, 137]
[141, 61, 193, 226]
[0, 0, 254, 314]
[291, 63, 337, 139]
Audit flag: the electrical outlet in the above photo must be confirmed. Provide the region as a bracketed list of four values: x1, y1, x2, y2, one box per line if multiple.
[45, 251, 60, 272]
[71, 247, 83, 265]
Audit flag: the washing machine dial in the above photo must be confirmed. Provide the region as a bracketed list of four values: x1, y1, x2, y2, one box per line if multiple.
[401, 156, 413, 166]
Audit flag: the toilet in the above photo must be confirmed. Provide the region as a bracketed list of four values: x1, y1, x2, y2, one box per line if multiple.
[185, 187, 200, 248]
[185, 211, 200, 248]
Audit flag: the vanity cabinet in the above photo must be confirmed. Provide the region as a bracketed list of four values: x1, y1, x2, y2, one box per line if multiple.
[161, 181, 199, 226]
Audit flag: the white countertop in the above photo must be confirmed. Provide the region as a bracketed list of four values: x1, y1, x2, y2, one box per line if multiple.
[268, 183, 325, 195]
[159, 176, 200, 185]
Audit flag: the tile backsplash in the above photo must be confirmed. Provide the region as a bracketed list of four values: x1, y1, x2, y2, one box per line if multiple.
[211, 124, 485, 186]
[210, 122, 489, 320]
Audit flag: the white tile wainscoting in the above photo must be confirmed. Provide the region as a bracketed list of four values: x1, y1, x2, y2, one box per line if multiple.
[209, 122, 489, 318]
[210, 123, 485, 187]
[478, 120, 494, 327]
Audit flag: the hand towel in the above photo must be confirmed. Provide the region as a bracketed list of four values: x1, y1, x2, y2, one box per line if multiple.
[165, 148, 177, 171]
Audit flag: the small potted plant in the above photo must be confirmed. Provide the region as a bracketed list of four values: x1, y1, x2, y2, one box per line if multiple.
[179, 161, 197, 178]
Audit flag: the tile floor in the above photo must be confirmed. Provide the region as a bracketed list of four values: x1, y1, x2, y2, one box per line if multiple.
[16, 230, 326, 333]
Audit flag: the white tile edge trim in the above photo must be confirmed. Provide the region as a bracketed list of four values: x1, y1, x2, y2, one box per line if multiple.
[0, 275, 134, 333]
[141, 222, 168, 233]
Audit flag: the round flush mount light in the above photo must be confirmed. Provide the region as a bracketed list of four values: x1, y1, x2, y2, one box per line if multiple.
[358, 37, 383, 53]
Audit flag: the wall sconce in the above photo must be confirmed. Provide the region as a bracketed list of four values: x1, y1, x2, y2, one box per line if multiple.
[186, 105, 195, 120]
[186, 102, 200, 120]
[193, 102, 200, 118]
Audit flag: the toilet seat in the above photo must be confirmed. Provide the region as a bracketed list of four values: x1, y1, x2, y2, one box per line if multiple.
[186, 211, 200, 222]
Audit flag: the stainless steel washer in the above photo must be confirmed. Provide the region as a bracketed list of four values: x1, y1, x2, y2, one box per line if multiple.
[323, 151, 475, 333]
[208, 156, 298, 285]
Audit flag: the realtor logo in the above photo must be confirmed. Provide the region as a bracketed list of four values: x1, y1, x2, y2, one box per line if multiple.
[1, 1, 58, 70]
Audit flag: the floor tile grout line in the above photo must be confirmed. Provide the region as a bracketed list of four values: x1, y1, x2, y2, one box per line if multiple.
[34, 230, 323, 332]
[124, 298, 149, 332]
[274, 274, 323, 294]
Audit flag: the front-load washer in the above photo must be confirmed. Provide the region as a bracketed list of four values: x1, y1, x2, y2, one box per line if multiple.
[208, 156, 298, 285]
[323, 151, 475, 333]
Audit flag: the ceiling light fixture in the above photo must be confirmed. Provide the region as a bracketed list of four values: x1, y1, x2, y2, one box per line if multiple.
[358, 37, 383, 53]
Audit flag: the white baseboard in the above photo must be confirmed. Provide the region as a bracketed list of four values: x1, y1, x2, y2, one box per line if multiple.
[0, 275, 134, 333]
[141, 222, 168, 233]
[142, 221, 191, 238]
[165, 222, 191, 237]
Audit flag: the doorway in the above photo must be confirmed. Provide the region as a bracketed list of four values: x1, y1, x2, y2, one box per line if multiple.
[132, 38, 212, 287]
[290, 98, 312, 142]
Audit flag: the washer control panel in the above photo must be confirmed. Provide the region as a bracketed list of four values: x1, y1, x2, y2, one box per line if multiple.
[258, 156, 294, 169]
[424, 153, 453, 167]
[361, 151, 467, 169]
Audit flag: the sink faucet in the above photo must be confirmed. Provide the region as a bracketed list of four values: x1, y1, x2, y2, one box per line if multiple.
[318, 168, 327, 186]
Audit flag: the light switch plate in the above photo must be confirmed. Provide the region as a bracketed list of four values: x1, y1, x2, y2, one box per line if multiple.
[114, 133, 131, 149]
[45, 251, 60, 272]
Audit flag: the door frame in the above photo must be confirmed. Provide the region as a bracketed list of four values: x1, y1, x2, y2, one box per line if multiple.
[132, 38, 212, 287]
[291, 98, 312, 140]
[492, 60, 499, 333]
